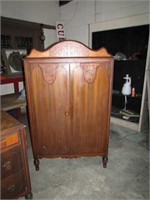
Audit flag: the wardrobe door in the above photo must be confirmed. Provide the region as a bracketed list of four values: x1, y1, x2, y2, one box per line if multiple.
[25, 61, 71, 157]
[71, 61, 113, 156]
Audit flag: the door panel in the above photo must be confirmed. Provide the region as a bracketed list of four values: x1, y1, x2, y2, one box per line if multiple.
[71, 62, 111, 155]
[26, 63, 71, 156]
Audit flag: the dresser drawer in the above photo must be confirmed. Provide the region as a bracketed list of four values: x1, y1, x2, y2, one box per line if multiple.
[0, 111, 32, 199]
[1, 170, 26, 199]
[1, 146, 23, 179]
[0, 133, 20, 149]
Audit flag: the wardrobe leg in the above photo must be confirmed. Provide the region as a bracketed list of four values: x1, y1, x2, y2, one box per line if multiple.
[34, 159, 40, 171]
[25, 192, 33, 199]
[102, 156, 108, 168]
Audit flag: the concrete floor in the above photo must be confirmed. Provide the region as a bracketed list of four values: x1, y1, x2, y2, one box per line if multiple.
[20, 113, 149, 200]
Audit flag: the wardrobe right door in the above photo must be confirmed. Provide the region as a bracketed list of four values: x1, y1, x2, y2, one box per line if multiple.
[71, 59, 113, 157]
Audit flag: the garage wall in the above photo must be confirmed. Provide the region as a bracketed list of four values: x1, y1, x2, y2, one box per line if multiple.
[59, 0, 149, 46]
[1, 0, 60, 95]
[1, 0, 60, 48]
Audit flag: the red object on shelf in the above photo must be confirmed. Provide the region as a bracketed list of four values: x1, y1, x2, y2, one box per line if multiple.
[0, 74, 23, 93]
[131, 87, 136, 97]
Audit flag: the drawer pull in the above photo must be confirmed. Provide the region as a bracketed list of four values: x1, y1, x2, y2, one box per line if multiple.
[7, 184, 16, 192]
[42, 145, 46, 149]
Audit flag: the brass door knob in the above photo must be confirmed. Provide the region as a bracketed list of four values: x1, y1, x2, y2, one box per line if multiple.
[65, 112, 69, 116]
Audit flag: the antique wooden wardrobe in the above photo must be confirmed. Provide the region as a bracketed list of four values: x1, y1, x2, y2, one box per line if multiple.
[24, 40, 114, 170]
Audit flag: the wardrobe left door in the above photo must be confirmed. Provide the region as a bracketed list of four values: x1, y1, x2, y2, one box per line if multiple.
[24, 60, 71, 158]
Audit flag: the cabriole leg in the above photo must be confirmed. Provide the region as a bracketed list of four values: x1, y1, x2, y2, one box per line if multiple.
[25, 192, 33, 199]
[34, 159, 40, 171]
[102, 156, 108, 168]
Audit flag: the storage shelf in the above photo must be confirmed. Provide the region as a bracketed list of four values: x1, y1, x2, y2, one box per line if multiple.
[111, 106, 139, 123]
[113, 90, 142, 99]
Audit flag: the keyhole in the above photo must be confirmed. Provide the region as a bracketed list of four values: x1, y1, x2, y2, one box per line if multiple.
[42, 145, 46, 149]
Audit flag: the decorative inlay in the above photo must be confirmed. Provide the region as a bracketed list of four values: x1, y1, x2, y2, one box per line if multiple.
[39, 64, 58, 84]
[80, 63, 100, 83]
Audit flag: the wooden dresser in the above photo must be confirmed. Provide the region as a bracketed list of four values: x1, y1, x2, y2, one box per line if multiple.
[0, 111, 32, 199]
[24, 40, 114, 170]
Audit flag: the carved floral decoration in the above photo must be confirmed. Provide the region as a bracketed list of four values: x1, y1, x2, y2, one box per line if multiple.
[51, 43, 89, 57]
[80, 63, 100, 83]
[38, 63, 100, 84]
[39, 64, 58, 84]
